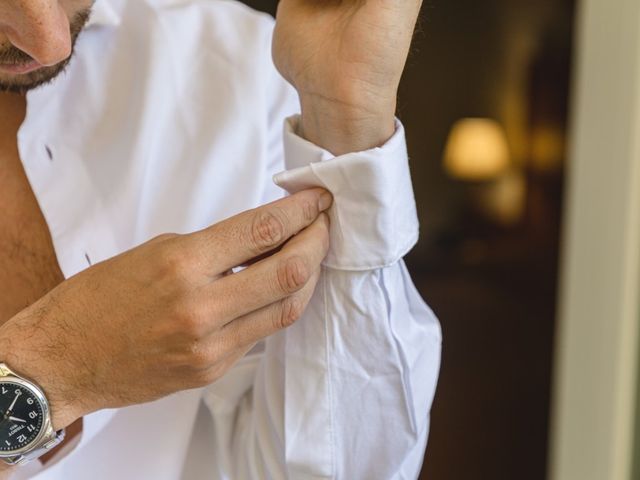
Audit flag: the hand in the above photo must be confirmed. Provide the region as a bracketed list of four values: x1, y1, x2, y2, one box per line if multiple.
[273, 0, 423, 153]
[0, 189, 332, 431]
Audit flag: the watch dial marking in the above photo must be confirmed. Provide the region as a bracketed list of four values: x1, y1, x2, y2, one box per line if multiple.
[0, 382, 44, 452]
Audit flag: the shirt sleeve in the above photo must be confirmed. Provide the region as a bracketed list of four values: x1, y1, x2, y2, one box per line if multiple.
[202, 113, 442, 479]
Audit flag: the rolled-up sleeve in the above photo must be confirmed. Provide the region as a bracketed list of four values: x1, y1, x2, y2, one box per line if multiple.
[202, 115, 442, 479]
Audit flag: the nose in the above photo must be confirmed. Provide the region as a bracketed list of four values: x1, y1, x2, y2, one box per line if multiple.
[0, 1, 72, 66]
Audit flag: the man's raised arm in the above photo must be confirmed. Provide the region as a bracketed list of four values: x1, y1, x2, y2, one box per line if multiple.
[199, 2, 441, 478]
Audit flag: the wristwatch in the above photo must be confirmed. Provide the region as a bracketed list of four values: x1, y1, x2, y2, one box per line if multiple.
[0, 363, 65, 466]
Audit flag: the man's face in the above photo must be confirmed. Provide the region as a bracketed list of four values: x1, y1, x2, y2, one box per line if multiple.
[0, 0, 93, 94]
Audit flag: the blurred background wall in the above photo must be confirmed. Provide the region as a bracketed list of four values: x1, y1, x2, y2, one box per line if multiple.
[550, 0, 640, 479]
[240, 1, 576, 479]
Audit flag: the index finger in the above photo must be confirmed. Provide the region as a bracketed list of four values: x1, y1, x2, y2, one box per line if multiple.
[188, 187, 333, 274]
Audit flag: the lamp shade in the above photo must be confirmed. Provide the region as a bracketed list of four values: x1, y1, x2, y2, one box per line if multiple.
[443, 118, 510, 181]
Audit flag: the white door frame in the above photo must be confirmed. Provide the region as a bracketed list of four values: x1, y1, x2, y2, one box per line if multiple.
[549, 0, 640, 479]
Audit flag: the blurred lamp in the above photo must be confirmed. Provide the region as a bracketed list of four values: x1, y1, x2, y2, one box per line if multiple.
[444, 118, 510, 181]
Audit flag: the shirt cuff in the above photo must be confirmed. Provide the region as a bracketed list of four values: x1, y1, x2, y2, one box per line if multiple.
[273, 115, 419, 271]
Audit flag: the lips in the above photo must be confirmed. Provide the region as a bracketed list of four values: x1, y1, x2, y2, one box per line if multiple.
[0, 61, 43, 75]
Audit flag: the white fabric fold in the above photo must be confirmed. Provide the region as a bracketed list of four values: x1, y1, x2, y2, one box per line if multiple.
[274, 116, 420, 271]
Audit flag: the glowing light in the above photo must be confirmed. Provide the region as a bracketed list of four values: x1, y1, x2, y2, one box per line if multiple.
[444, 118, 511, 181]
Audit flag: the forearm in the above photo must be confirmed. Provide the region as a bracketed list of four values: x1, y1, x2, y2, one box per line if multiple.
[287, 264, 440, 478]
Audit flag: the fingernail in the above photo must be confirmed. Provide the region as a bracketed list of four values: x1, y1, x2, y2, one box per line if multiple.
[319, 192, 333, 211]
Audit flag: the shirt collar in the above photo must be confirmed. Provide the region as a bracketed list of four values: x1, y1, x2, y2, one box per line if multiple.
[86, 0, 121, 28]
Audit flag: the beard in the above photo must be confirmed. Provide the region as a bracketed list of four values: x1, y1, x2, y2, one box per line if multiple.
[0, 8, 92, 94]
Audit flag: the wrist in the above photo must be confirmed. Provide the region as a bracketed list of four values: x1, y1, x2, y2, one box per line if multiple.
[0, 461, 13, 476]
[299, 93, 396, 156]
[0, 316, 85, 431]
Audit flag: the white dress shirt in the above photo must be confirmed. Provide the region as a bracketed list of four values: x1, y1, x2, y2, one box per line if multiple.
[11, 0, 441, 478]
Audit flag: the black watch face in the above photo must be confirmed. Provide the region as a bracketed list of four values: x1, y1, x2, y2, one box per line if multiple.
[0, 382, 44, 453]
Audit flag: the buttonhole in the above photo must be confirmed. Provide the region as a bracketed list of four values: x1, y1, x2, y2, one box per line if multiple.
[45, 145, 53, 162]
[84, 252, 92, 266]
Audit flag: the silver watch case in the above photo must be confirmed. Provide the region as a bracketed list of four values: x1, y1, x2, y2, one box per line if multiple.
[0, 364, 65, 465]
